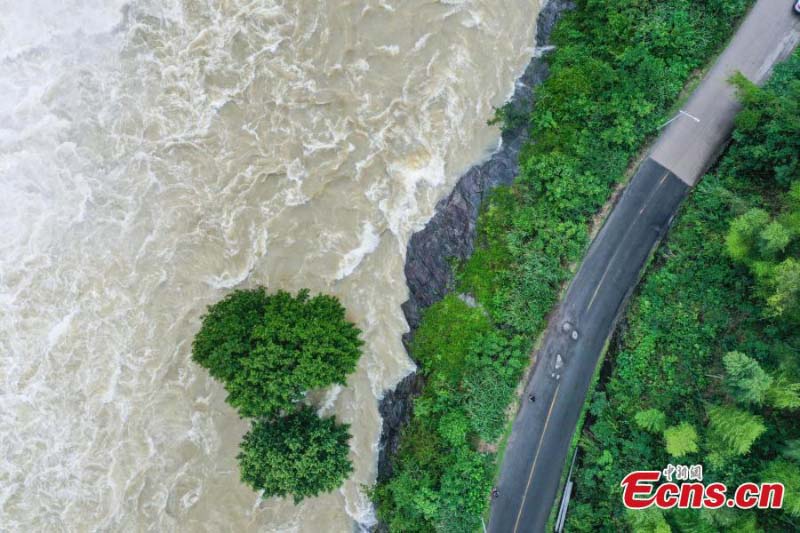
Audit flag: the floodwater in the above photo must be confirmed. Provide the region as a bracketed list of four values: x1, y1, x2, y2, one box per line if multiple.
[0, 0, 540, 530]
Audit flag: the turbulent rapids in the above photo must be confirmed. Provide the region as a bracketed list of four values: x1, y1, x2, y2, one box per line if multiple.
[0, 0, 539, 530]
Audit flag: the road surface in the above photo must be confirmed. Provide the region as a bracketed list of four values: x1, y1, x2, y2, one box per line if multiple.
[488, 2, 800, 532]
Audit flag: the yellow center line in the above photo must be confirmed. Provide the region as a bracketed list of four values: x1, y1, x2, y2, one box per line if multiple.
[508, 169, 673, 531]
[585, 171, 669, 313]
[512, 382, 562, 533]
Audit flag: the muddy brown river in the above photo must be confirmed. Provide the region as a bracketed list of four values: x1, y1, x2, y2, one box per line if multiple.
[0, 0, 541, 530]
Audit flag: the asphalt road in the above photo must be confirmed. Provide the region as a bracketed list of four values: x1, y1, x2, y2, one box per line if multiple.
[651, 0, 800, 185]
[488, 2, 800, 532]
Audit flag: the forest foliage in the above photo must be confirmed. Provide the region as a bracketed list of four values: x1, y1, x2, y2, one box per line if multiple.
[237, 406, 353, 503]
[566, 52, 800, 532]
[372, 1, 753, 530]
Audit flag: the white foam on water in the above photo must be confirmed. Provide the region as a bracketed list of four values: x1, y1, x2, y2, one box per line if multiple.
[0, 0, 126, 58]
[376, 44, 401, 56]
[336, 222, 381, 280]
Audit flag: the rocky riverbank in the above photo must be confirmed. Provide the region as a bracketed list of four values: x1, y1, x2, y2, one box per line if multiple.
[376, 0, 575, 483]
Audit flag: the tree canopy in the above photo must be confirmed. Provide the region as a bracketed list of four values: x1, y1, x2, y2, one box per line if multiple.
[191, 287, 361, 501]
[191, 287, 270, 383]
[707, 405, 766, 457]
[762, 460, 800, 517]
[663, 423, 699, 458]
[193, 288, 363, 418]
[723, 351, 772, 405]
[729, 69, 800, 188]
[238, 406, 353, 502]
[635, 408, 667, 433]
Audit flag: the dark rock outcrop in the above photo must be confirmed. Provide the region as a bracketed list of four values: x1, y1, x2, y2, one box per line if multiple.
[375, 0, 575, 486]
[401, 0, 573, 330]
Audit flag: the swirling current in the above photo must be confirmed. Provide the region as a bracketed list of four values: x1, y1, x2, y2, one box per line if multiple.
[0, 0, 540, 530]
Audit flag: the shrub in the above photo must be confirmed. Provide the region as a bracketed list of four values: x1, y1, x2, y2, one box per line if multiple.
[412, 295, 491, 380]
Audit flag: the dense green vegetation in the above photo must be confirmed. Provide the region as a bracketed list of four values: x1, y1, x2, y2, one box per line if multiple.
[192, 287, 362, 501]
[566, 53, 800, 532]
[237, 406, 353, 502]
[373, 1, 752, 530]
[193, 288, 362, 418]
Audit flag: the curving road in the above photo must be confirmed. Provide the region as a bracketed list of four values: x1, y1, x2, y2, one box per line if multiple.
[488, 2, 800, 532]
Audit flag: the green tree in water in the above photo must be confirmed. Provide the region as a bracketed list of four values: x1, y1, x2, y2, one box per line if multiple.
[192, 287, 362, 501]
[191, 287, 270, 383]
[193, 288, 363, 418]
[238, 406, 353, 502]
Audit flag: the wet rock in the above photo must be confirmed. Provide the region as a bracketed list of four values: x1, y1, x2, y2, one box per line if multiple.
[375, 0, 575, 493]
[375, 371, 425, 482]
[400, 0, 574, 332]
[458, 293, 478, 308]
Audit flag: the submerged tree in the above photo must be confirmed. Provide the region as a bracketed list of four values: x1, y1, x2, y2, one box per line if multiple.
[238, 406, 353, 502]
[192, 287, 270, 383]
[192, 287, 362, 501]
[193, 288, 363, 418]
